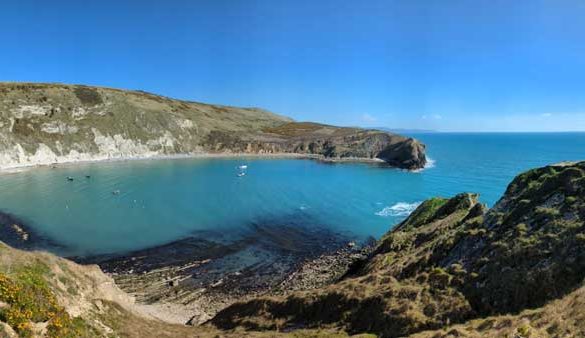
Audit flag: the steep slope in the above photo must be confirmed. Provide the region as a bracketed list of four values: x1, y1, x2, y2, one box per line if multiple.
[0, 242, 363, 338]
[0, 83, 426, 170]
[210, 161, 585, 337]
[412, 283, 585, 337]
[1, 161, 584, 337]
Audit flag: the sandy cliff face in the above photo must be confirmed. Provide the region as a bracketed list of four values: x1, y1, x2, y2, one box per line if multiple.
[0, 83, 426, 170]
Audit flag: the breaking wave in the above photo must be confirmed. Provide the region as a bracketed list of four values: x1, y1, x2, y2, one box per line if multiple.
[375, 201, 421, 217]
[411, 157, 435, 173]
[425, 157, 436, 169]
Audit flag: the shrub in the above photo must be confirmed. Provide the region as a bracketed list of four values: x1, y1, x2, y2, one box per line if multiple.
[515, 223, 528, 235]
[0, 266, 89, 337]
[73, 86, 103, 105]
[429, 268, 451, 288]
[575, 233, 585, 244]
[535, 207, 560, 219]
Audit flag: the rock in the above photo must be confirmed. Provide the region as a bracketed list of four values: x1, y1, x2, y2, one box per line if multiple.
[209, 161, 585, 338]
[0, 322, 18, 338]
[10, 224, 28, 241]
[0, 83, 426, 171]
[186, 312, 212, 326]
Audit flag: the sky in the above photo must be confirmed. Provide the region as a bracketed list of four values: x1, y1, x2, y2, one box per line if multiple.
[2, 0, 585, 132]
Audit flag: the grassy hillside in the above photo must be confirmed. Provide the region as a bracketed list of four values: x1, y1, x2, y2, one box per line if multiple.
[0, 83, 426, 169]
[0, 242, 368, 338]
[1, 162, 584, 337]
[210, 161, 585, 337]
[1, 160, 584, 337]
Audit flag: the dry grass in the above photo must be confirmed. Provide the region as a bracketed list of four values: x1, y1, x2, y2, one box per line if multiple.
[412, 284, 585, 338]
[210, 162, 585, 337]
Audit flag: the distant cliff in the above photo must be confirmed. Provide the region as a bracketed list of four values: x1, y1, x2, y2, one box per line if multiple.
[0, 83, 426, 170]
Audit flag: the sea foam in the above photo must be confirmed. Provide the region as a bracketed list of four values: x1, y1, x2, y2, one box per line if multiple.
[375, 201, 421, 217]
[412, 157, 435, 173]
[425, 157, 436, 169]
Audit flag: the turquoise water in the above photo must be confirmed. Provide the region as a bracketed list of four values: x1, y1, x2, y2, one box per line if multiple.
[0, 132, 584, 257]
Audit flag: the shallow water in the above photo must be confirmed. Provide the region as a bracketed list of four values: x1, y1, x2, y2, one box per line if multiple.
[0, 132, 584, 257]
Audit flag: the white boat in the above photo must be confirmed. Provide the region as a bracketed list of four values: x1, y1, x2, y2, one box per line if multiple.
[238, 165, 248, 170]
[237, 172, 246, 177]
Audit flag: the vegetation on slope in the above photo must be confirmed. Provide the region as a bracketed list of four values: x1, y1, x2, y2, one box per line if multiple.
[210, 161, 585, 337]
[412, 283, 585, 337]
[1, 160, 583, 337]
[0, 242, 373, 337]
[0, 83, 426, 169]
[0, 264, 91, 337]
[0, 242, 208, 338]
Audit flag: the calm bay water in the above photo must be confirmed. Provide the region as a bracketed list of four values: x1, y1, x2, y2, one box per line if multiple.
[0, 132, 584, 257]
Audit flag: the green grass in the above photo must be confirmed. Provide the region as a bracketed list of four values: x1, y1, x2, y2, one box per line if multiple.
[0, 263, 92, 337]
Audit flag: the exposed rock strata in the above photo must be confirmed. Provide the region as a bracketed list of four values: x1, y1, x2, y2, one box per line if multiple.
[75, 221, 373, 325]
[210, 161, 585, 337]
[0, 83, 426, 170]
[1, 162, 585, 337]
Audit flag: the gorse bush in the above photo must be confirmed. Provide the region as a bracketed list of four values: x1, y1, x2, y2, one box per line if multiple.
[0, 265, 90, 337]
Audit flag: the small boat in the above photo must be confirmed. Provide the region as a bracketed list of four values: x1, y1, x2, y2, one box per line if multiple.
[237, 172, 246, 177]
[85, 175, 91, 179]
[238, 165, 248, 170]
[66, 176, 74, 181]
[112, 190, 121, 195]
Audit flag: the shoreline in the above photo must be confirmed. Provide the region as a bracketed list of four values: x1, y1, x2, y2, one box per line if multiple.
[0, 152, 391, 175]
[0, 208, 376, 326]
[69, 220, 376, 326]
[113, 240, 374, 325]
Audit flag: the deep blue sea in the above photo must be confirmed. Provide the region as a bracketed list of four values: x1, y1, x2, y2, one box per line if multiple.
[0, 132, 584, 257]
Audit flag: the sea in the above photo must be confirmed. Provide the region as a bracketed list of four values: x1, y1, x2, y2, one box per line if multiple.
[0, 132, 584, 259]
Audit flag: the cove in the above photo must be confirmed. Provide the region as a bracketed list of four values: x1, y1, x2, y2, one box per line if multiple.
[0, 132, 584, 258]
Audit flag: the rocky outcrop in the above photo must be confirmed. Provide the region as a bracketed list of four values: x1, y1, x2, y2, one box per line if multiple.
[0, 241, 358, 337]
[1, 162, 585, 337]
[0, 83, 426, 170]
[210, 161, 585, 337]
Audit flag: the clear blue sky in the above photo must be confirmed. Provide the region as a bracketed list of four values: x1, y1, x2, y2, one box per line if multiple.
[2, 0, 585, 132]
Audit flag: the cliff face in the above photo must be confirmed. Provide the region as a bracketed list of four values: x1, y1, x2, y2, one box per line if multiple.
[0, 83, 426, 170]
[1, 162, 584, 337]
[0, 244, 353, 338]
[210, 161, 585, 337]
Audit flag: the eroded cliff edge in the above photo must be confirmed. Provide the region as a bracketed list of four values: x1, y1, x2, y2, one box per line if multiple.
[1, 162, 585, 337]
[210, 161, 585, 337]
[0, 83, 426, 170]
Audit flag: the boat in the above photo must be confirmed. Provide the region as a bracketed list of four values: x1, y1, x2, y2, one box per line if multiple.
[237, 172, 246, 177]
[238, 165, 248, 170]
[66, 176, 74, 181]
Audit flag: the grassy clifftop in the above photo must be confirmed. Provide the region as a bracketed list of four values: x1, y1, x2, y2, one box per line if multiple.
[0, 161, 584, 337]
[0, 83, 426, 169]
[0, 242, 356, 338]
[1, 160, 584, 337]
[210, 161, 585, 337]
